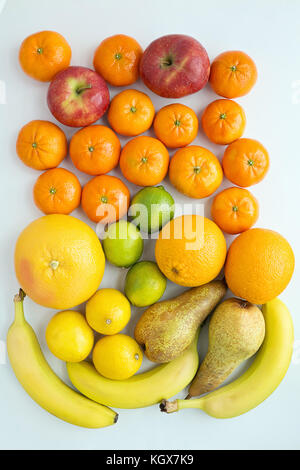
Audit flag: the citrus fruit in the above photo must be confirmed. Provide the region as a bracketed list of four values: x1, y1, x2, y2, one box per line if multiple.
[33, 168, 81, 215]
[108, 89, 155, 137]
[201, 99, 246, 145]
[81, 175, 130, 224]
[129, 186, 174, 233]
[209, 50, 257, 98]
[120, 136, 169, 186]
[225, 228, 295, 304]
[19, 30, 71, 82]
[211, 187, 259, 234]
[125, 261, 167, 307]
[69, 125, 121, 176]
[153, 103, 198, 148]
[86, 288, 131, 335]
[103, 220, 144, 268]
[46, 310, 94, 362]
[16, 120, 67, 170]
[93, 34, 143, 86]
[222, 138, 270, 187]
[14, 214, 105, 309]
[155, 215, 227, 287]
[169, 145, 223, 198]
[93, 334, 143, 380]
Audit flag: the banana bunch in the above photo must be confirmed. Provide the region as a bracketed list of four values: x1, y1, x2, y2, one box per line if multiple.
[160, 298, 294, 418]
[67, 330, 200, 409]
[7, 291, 117, 428]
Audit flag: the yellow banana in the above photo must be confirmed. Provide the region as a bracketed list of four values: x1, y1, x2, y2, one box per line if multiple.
[7, 290, 118, 428]
[161, 298, 294, 419]
[67, 330, 200, 409]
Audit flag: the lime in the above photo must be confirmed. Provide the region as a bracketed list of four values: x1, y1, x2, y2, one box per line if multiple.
[103, 220, 143, 267]
[125, 261, 167, 307]
[129, 185, 175, 233]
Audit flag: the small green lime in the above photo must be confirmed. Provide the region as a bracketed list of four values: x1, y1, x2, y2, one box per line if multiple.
[125, 261, 167, 307]
[103, 221, 143, 268]
[129, 186, 175, 233]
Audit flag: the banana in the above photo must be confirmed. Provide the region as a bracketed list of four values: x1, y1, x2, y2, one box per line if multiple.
[67, 330, 200, 409]
[160, 298, 294, 419]
[7, 290, 118, 428]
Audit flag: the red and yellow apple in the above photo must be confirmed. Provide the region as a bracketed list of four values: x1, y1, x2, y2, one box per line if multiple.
[47, 66, 110, 127]
[140, 34, 210, 98]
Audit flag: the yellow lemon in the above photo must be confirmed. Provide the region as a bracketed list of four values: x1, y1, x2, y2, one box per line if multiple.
[92, 334, 143, 380]
[86, 288, 131, 335]
[46, 311, 94, 362]
[14, 214, 105, 309]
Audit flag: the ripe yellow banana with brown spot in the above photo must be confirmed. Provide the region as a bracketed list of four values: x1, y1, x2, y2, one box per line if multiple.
[161, 298, 294, 419]
[7, 290, 118, 428]
[67, 330, 200, 409]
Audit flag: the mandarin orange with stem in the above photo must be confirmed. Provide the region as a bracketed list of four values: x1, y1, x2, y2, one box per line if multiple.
[201, 99, 246, 145]
[108, 89, 155, 137]
[153, 103, 198, 148]
[33, 168, 81, 215]
[211, 187, 259, 234]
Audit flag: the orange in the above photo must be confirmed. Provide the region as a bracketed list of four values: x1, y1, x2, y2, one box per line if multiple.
[209, 50, 257, 98]
[14, 214, 105, 309]
[33, 168, 81, 215]
[225, 228, 295, 304]
[222, 138, 269, 187]
[19, 31, 71, 82]
[93, 34, 143, 86]
[169, 145, 223, 199]
[153, 103, 198, 148]
[155, 215, 227, 287]
[108, 89, 155, 137]
[201, 99, 246, 145]
[211, 187, 259, 234]
[16, 120, 67, 170]
[81, 175, 130, 224]
[120, 136, 169, 186]
[69, 125, 121, 175]
[92, 334, 143, 380]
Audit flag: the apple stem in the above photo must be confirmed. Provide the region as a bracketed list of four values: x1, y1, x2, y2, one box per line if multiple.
[76, 84, 92, 95]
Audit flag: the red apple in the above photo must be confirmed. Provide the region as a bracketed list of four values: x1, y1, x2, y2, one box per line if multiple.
[47, 66, 110, 127]
[140, 34, 210, 98]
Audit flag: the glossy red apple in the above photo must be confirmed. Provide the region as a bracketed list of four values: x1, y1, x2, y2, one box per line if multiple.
[47, 66, 110, 127]
[140, 34, 210, 98]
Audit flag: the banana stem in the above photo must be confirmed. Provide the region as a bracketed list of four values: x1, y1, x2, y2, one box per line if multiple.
[13, 289, 26, 323]
[160, 397, 204, 413]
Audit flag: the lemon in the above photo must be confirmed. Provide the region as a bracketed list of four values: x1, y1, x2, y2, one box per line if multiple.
[46, 311, 94, 362]
[86, 288, 131, 335]
[102, 220, 143, 267]
[125, 261, 167, 307]
[92, 334, 143, 380]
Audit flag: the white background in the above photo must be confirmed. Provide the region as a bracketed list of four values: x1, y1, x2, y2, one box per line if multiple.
[0, 0, 299, 451]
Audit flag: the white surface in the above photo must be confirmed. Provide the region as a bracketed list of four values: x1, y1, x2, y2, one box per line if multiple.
[0, 0, 300, 451]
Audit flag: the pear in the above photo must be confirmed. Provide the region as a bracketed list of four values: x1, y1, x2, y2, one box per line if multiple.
[134, 280, 227, 363]
[187, 297, 265, 398]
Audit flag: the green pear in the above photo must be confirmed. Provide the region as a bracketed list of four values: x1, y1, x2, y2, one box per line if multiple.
[134, 280, 227, 363]
[188, 297, 265, 398]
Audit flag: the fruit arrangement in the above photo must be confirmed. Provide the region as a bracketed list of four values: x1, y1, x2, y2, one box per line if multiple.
[9, 31, 295, 429]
